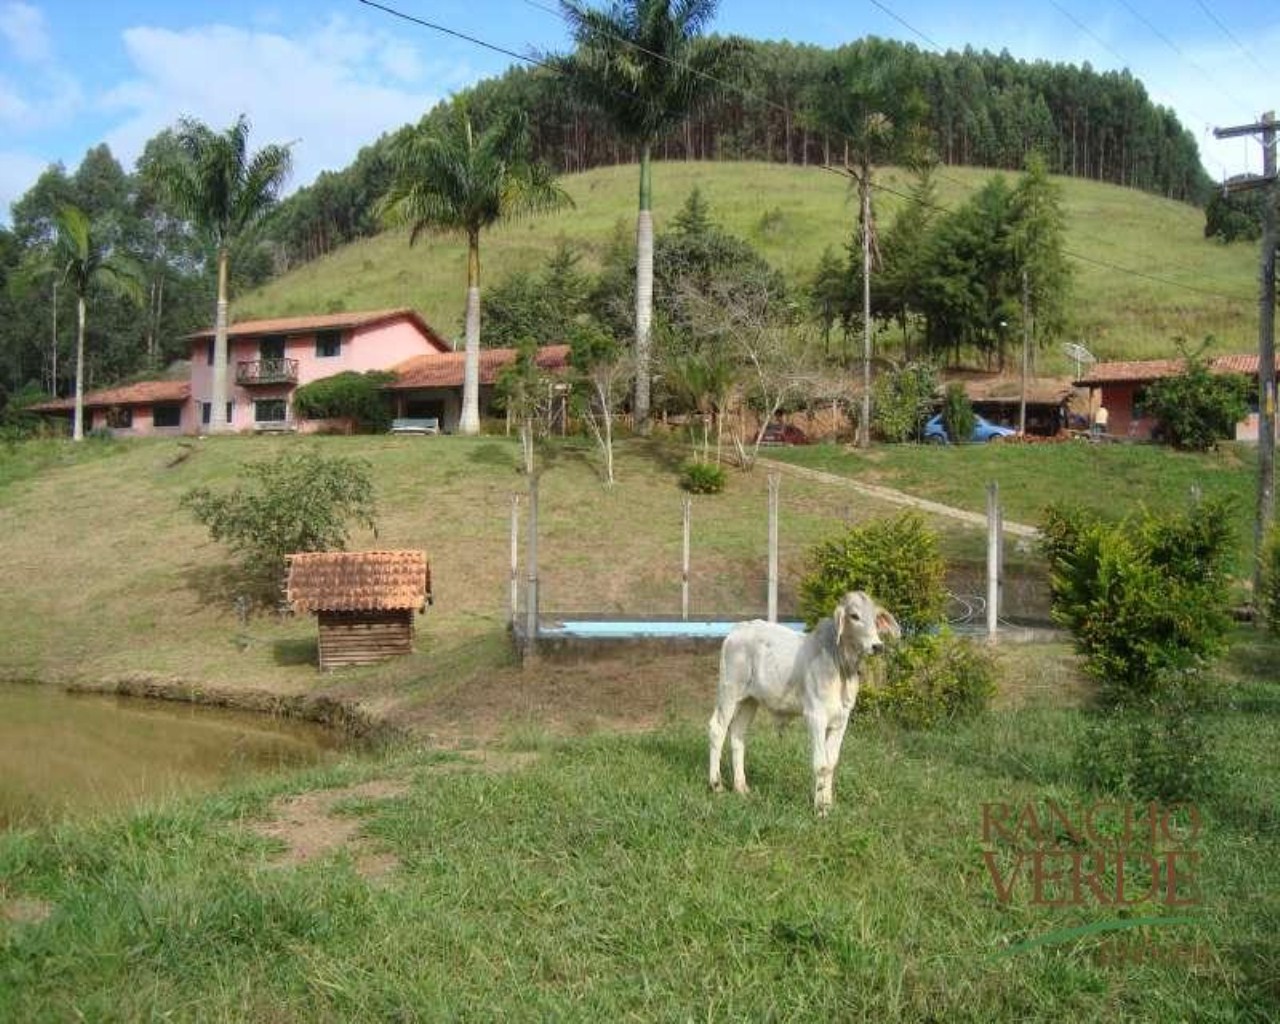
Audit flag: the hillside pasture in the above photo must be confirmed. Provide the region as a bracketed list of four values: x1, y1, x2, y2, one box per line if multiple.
[237, 161, 1260, 371]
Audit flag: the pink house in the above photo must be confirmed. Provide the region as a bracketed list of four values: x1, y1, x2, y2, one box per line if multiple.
[30, 308, 573, 436]
[1075, 353, 1280, 442]
[188, 308, 450, 432]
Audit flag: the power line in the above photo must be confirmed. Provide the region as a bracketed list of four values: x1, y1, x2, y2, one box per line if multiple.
[864, 0, 945, 52]
[361, 0, 1250, 305]
[1191, 0, 1268, 79]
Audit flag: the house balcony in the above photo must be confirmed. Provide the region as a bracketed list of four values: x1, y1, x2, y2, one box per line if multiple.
[236, 358, 299, 386]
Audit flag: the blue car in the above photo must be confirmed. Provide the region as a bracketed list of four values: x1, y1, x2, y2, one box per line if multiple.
[923, 413, 1017, 444]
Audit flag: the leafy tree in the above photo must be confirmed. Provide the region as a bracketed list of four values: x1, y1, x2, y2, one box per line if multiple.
[20, 205, 144, 440]
[556, 0, 742, 432]
[1203, 187, 1265, 244]
[569, 320, 632, 485]
[872, 361, 937, 442]
[380, 110, 571, 435]
[482, 241, 590, 349]
[291, 371, 396, 432]
[1144, 342, 1252, 451]
[149, 115, 293, 433]
[182, 448, 377, 600]
[807, 246, 848, 355]
[495, 338, 562, 475]
[1008, 152, 1072, 353]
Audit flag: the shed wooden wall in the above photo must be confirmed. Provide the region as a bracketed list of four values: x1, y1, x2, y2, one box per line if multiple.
[317, 610, 414, 670]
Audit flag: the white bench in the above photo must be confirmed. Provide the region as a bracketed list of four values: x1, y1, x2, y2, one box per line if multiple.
[391, 417, 440, 435]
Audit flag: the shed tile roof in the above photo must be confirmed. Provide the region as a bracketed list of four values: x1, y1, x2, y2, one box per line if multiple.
[188, 308, 450, 351]
[286, 550, 431, 613]
[1076, 354, 1279, 386]
[28, 380, 190, 413]
[388, 344, 571, 390]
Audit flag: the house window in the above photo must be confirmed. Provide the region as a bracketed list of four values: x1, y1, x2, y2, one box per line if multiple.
[255, 398, 287, 423]
[201, 402, 234, 426]
[105, 406, 133, 429]
[259, 335, 286, 361]
[153, 404, 182, 428]
[315, 330, 342, 358]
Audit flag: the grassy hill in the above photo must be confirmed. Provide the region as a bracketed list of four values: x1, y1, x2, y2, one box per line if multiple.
[238, 161, 1261, 371]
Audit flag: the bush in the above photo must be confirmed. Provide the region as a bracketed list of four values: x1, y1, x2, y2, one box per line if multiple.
[858, 628, 997, 729]
[1142, 342, 1251, 451]
[291, 371, 396, 433]
[679, 460, 726, 494]
[182, 448, 378, 601]
[1041, 496, 1235, 798]
[872, 361, 937, 443]
[940, 383, 975, 444]
[1041, 497, 1235, 706]
[799, 512, 946, 632]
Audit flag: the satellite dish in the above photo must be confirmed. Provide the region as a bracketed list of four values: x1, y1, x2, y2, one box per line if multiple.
[1062, 342, 1097, 379]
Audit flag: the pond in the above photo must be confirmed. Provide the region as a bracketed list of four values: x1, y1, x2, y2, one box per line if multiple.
[0, 682, 346, 829]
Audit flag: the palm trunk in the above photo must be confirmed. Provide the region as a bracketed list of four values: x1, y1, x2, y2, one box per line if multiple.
[634, 143, 655, 433]
[210, 247, 230, 432]
[460, 231, 482, 436]
[73, 293, 86, 441]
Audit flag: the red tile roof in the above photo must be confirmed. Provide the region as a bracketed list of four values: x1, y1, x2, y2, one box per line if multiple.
[1076, 354, 1279, 386]
[28, 380, 190, 413]
[286, 550, 431, 613]
[187, 308, 450, 351]
[388, 344, 571, 390]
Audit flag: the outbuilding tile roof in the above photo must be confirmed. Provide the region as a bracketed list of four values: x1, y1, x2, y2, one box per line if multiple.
[285, 550, 431, 613]
[388, 344, 571, 390]
[28, 380, 190, 412]
[187, 308, 450, 351]
[1076, 353, 1280, 386]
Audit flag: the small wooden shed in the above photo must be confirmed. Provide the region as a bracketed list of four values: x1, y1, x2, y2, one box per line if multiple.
[285, 550, 432, 671]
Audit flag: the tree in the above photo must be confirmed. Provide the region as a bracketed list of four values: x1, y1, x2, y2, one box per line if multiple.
[556, 0, 742, 432]
[182, 448, 378, 600]
[380, 109, 571, 435]
[150, 115, 293, 433]
[1144, 342, 1252, 451]
[23, 205, 143, 440]
[1008, 152, 1071, 357]
[569, 320, 633, 485]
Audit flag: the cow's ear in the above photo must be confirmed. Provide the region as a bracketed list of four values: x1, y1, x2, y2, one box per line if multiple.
[834, 604, 847, 645]
[876, 608, 902, 639]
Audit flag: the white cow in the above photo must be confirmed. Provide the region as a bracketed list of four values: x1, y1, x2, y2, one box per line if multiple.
[708, 591, 901, 814]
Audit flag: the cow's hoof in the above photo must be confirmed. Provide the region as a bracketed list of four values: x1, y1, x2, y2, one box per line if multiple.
[733, 784, 751, 795]
[710, 779, 725, 793]
[815, 803, 831, 818]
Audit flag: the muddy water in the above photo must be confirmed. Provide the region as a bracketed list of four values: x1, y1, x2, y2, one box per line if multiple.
[0, 682, 345, 828]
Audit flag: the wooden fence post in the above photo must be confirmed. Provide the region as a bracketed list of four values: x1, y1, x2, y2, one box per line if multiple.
[768, 474, 780, 623]
[681, 495, 691, 621]
[525, 474, 539, 659]
[986, 481, 999, 642]
[510, 493, 520, 628]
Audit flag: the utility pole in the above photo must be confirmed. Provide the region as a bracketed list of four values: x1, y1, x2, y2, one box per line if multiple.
[860, 177, 872, 449]
[1215, 112, 1277, 619]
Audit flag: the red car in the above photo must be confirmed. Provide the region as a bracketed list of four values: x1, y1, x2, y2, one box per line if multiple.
[760, 422, 810, 445]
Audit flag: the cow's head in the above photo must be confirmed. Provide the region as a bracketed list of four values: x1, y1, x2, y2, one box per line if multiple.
[834, 590, 901, 659]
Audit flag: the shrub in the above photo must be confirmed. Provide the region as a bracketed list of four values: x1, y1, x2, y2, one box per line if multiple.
[1041, 497, 1235, 706]
[799, 512, 946, 632]
[1142, 342, 1251, 451]
[182, 448, 377, 601]
[291, 371, 396, 433]
[679, 460, 726, 494]
[872, 361, 937, 443]
[940, 383, 975, 444]
[1041, 496, 1235, 798]
[858, 628, 997, 729]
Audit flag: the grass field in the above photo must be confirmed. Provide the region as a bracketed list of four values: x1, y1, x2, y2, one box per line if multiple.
[2, 434, 1277, 1019]
[1, 635, 1276, 1020]
[236, 161, 1261, 371]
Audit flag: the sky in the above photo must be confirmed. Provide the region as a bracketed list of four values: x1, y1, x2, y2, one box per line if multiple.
[0, 0, 1275, 222]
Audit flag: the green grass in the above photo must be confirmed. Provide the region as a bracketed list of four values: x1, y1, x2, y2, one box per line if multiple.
[768, 440, 1259, 575]
[2, 649, 1277, 1020]
[236, 161, 1260, 370]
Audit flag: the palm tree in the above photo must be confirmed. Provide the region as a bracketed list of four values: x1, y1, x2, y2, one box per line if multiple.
[48, 205, 143, 440]
[556, 0, 740, 433]
[379, 110, 571, 435]
[151, 116, 292, 433]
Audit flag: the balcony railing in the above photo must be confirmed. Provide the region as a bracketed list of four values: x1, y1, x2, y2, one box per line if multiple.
[236, 358, 299, 386]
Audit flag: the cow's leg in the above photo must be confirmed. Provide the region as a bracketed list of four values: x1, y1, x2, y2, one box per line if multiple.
[806, 711, 833, 815]
[708, 698, 738, 793]
[728, 699, 758, 794]
[821, 711, 852, 808]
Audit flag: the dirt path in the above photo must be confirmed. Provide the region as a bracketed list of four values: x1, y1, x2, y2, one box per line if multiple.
[759, 458, 1039, 538]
